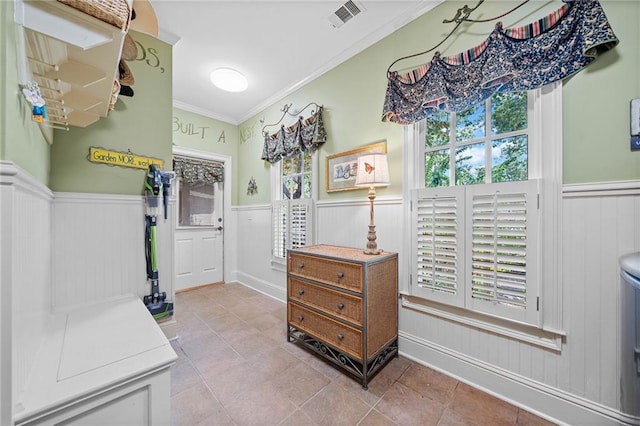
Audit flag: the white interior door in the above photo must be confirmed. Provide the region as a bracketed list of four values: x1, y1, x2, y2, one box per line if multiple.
[175, 175, 224, 291]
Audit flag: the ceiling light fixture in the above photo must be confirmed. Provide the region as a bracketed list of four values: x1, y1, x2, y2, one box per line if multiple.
[210, 68, 248, 92]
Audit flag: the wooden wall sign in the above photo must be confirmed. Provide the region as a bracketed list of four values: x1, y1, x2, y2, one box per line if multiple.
[89, 147, 164, 170]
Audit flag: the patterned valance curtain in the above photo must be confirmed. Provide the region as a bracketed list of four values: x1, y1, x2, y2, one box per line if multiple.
[173, 156, 224, 184]
[261, 106, 327, 164]
[382, 0, 619, 125]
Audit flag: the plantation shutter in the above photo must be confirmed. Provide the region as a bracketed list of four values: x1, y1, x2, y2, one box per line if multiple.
[272, 200, 288, 259]
[411, 187, 465, 307]
[411, 181, 540, 325]
[272, 199, 313, 259]
[289, 199, 313, 250]
[465, 180, 540, 325]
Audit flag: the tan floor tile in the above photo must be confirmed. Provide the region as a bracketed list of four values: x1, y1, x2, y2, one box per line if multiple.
[203, 360, 275, 405]
[269, 361, 331, 407]
[374, 381, 445, 426]
[244, 311, 284, 332]
[171, 382, 226, 426]
[301, 381, 371, 425]
[203, 312, 244, 333]
[447, 382, 518, 425]
[232, 300, 270, 320]
[262, 323, 288, 342]
[302, 353, 344, 380]
[437, 408, 480, 426]
[195, 304, 229, 321]
[216, 319, 262, 345]
[248, 294, 286, 313]
[190, 344, 245, 376]
[358, 409, 397, 426]
[176, 314, 217, 343]
[230, 332, 280, 360]
[178, 333, 228, 362]
[170, 358, 202, 396]
[398, 362, 458, 405]
[279, 409, 318, 426]
[281, 340, 316, 363]
[250, 346, 301, 377]
[222, 381, 297, 425]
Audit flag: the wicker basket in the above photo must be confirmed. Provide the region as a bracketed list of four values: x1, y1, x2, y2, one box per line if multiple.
[57, 0, 131, 31]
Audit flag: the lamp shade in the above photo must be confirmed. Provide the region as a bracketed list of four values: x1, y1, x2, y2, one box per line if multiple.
[355, 153, 389, 187]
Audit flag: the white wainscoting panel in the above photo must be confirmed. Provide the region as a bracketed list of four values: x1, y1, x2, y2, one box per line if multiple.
[398, 183, 640, 424]
[52, 193, 175, 311]
[316, 197, 403, 255]
[0, 162, 53, 417]
[233, 205, 286, 300]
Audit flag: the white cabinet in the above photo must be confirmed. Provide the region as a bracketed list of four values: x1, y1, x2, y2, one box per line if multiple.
[14, 0, 131, 132]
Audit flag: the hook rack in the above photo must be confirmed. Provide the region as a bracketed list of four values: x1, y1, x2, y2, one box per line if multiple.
[261, 102, 322, 136]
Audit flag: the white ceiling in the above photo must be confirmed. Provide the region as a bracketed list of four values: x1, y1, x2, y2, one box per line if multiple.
[150, 1, 441, 124]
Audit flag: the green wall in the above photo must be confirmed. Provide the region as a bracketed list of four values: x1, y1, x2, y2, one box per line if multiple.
[1, 0, 50, 185]
[562, 1, 640, 183]
[172, 108, 240, 206]
[49, 31, 172, 195]
[4, 0, 639, 199]
[238, 0, 640, 205]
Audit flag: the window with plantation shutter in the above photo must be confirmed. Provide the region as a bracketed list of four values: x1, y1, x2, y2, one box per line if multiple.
[411, 186, 465, 307]
[410, 181, 539, 325]
[404, 83, 563, 343]
[271, 150, 316, 264]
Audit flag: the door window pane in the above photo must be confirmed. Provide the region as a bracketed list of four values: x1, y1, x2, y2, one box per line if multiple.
[179, 180, 215, 226]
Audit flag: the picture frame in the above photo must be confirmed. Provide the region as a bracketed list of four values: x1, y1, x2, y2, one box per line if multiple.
[325, 141, 387, 192]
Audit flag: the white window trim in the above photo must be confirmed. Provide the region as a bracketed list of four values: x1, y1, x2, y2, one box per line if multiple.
[402, 83, 565, 350]
[270, 151, 318, 270]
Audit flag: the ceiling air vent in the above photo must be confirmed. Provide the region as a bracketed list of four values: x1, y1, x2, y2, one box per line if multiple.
[328, 0, 365, 28]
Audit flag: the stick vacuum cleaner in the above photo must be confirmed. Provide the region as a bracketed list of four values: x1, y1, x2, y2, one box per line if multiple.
[143, 164, 175, 319]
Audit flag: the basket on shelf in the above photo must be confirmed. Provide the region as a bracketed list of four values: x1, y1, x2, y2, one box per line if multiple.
[57, 0, 131, 31]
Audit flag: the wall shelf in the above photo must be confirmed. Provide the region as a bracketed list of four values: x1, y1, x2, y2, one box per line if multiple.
[14, 0, 131, 133]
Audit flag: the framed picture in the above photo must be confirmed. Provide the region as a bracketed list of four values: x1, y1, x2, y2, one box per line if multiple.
[325, 141, 387, 192]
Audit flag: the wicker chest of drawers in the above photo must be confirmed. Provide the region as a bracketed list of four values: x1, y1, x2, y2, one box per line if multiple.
[287, 244, 398, 389]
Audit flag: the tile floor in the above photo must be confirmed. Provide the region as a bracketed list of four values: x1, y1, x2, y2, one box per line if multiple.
[170, 283, 556, 425]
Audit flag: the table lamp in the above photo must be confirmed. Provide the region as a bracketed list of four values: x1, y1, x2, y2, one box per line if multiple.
[355, 153, 389, 255]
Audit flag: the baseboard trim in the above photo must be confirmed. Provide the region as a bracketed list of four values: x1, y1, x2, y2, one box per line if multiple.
[233, 272, 286, 302]
[399, 331, 638, 426]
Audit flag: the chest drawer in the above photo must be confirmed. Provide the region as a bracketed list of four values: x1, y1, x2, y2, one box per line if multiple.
[288, 303, 362, 359]
[288, 253, 362, 293]
[288, 278, 363, 326]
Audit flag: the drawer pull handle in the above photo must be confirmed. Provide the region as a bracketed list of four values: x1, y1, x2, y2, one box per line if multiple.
[298, 263, 304, 269]
[298, 315, 304, 321]
[337, 334, 344, 341]
[337, 303, 345, 310]
[337, 272, 344, 279]
[298, 289, 305, 296]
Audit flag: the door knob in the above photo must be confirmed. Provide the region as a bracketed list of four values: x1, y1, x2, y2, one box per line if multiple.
[216, 226, 223, 231]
